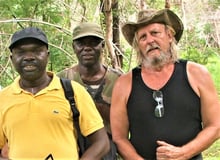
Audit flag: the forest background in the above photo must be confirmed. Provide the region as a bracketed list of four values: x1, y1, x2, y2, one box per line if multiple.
[0, 0, 220, 159]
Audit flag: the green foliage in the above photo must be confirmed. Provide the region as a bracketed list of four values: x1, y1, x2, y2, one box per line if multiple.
[205, 54, 220, 93]
[0, 0, 55, 19]
[179, 11, 220, 95]
[146, 0, 166, 8]
[208, 0, 220, 9]
[0, 0, 79, 87]
[204, 139, 220, 159]
[1, 0, 220, 92]
[180, 18, 218, 65]
[181, 46, 211, 65]
[121, 47, 136, 72]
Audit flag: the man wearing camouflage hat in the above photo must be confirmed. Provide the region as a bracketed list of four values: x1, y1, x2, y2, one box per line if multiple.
[58, 22, 122, 159]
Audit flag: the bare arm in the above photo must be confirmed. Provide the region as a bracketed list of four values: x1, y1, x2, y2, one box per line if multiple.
[80, 128, 110, 160]
[0, 143, 8, 158]
[110, 72, 145, 160]
[156, 61, 220, 160]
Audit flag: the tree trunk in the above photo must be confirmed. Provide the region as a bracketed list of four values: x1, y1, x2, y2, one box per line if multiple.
[101, 0, 119, 68]
[112, 0, 123, 68]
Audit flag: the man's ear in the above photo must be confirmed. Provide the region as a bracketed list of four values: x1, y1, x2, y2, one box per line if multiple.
[101, 41, 105, 48]
[72, 41, 75, 49]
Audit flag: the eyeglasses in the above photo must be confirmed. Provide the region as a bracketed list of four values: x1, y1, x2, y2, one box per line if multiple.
[153, 90, 164, 118]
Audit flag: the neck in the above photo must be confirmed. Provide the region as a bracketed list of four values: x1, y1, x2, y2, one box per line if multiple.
[20, 74, 52, 94]
[78, 64, 106, 82]
[142, 61, 174, 72]
[79, 63, 102, 75]
[141, 63, 175, 90]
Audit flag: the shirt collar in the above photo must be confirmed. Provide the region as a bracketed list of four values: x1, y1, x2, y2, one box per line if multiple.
[11, 72, 62, 95]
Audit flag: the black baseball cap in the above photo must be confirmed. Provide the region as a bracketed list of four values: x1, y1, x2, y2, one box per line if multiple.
[9, 27, 48, 50]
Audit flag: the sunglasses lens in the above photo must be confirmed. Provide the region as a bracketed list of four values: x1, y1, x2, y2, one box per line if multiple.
[153, 90, 164, 118]
[155, 104, 164, 117]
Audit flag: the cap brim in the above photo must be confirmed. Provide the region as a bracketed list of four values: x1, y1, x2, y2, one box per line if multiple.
[73, 33, 104, 40]
[9, 36, 48, 50]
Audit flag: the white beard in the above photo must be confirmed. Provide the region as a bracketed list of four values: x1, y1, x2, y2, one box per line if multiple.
[142, 50, 171, 70]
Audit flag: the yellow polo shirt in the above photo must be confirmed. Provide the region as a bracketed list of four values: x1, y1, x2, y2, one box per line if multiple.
[0, 72, 104, 159]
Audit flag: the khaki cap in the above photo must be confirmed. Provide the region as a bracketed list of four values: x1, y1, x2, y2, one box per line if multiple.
[72, 22, 104, 40]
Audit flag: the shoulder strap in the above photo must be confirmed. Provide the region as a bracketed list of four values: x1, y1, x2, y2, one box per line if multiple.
[60, 78, 86, 156]
[60, 78, 79, 118]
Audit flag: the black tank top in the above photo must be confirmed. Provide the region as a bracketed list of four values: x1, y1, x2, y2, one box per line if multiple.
[127, 60, 202, 159]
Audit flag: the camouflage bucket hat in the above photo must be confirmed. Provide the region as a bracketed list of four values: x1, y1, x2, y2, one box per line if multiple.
[9, 27, 48, 50]
[122, 8, 184, 46]
[72, 22, 104, 40]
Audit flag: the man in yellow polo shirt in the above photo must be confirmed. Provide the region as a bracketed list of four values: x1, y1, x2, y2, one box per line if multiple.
[0, 27, 109, 159]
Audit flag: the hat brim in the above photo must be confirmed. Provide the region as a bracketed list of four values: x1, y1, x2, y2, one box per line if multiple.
[72, 33, 104, 41]
[9, 36, 48, 50]
[122, 9, 184, 46]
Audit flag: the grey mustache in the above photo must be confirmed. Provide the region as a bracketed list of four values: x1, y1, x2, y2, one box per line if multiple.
[146, 44, 161, 52]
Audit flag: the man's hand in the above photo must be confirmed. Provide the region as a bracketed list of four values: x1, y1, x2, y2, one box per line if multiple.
[156, 140, 188, 160]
